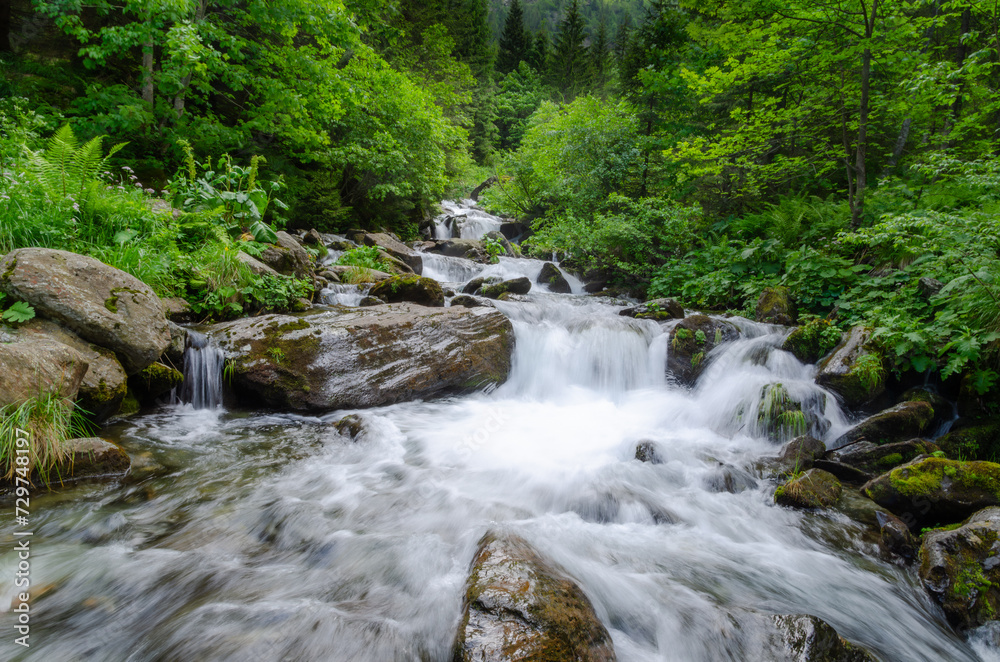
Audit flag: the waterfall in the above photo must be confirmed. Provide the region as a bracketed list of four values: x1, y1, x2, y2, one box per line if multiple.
[175, 329, 225, 409]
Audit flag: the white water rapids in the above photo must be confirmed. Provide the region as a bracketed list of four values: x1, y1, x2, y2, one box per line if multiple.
[0, 218, 993, 661]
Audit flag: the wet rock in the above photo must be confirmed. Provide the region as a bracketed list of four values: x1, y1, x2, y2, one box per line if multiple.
[666, 315, 740, 386]
[161, 296, 194, 323]
[61, 437, 131, 481]
[374, 250, 416, 276]
[333, 414, 365, 439]
[863, 457, 1000, 529]
[537, 262, 571, 294]
[877, 511, 917, 562]
[462, 276, 497, 295]
[368, 276, 444, 307]
[259, 231, 312, 279]
[833, 485, 891, 530]
[165, 321, 187, 366]
[212, 304, 514, 411]
[619, 298, 684, 321]
[324, 264, 393, 282]
[480, 277, 531, 299]
[755, 286, 795, 326]
[766, 614, 877, 661]
[452, 532, 617, 662]
[816, 439, 940, 484]
[129, 361, 183, 404]
[358, 296, 383, 307]
[500, 221, 530, 241]
[0, 323, 90, 406]
[775, 469, 842, 509]
[777, 435, 827, 473]
[0, 248, 170, 374]
[703, 463, 758, 493]
[815, 327, 885, 408]
[899, 387, 952, 429]
[757, 384, 828, 442]
[303, 228, 324, 245]
[635, 441, 664, 464]
[918, 277, 944, 298]
[429, 238, 487, 262]
[832, 401, 934, 447]
[450, 294, 492, 309]
[919, 507, 1000, 631]
[781, 318, 843, 365]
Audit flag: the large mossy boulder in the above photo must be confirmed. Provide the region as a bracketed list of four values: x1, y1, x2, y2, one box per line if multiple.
[816, 439, 940, 484]
[937, 418, 1000, 462]
[774, 469, 843, 509]
[452, 532, 616, 662]
[863, 457, 1000, 529]
[480, 277, 532, 299]
[18, 320, 128, 422]
[755, 286, 795, 326]
[61, 437, 131, 481]
[428, 238, 487, 262]
[259, 231, 312, 279]
[211, 304, 514, 411]
[832, 401, 934, 448]
[129, 361, 184, 404]
[368, 275, 444, 307]
[537, 262, 571, 294]
[814, 326, 884, 408]
[0, 248, 170, 374]
[919, 507, 1000, 631]
[776, 435, 827, 474]
[782, 318, 843, 364]
[362, 232, 423, 274]
[666, 314, 740, 386]
[619, 298, 684, 321]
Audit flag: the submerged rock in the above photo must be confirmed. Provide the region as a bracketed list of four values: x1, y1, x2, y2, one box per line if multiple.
[619, 298, 684, 321]
[775, 469, 842, 509]
[635, 440, 664, 464]
[832, 401, 934, 447]
[755, 286, 795, 326]
[0, 248, 170, 374]
[919, 507, 1000, 631]
[863, 457, 1000, 529]
[452, 532, 616, 662]
[815, 327, 884, 408]
[212, 304, 514, 411]
[765, 614, 877, 661]
[537, 262, 571, 294]
[368, 275, 444, 307]
[666, 315, 740, 386]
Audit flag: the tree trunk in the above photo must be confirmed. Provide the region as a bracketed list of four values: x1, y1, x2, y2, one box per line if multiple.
[142, 38, 154, 106]
[851, 0, 878, 228]
[881, 117, 912, 178]
[0, 0, 12, 52]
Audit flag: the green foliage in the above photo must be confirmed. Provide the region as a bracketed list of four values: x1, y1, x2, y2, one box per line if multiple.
[1, 300, 36, 324]
[0, 392, 94, 486]
[337, 246, 387, 271]
[483, 236, 505, 263]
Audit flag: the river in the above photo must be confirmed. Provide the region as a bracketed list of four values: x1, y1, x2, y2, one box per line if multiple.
[0, 202, 992, 661]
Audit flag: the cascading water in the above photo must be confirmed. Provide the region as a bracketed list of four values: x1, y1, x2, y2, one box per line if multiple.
[1, 249, 992, 662]
[432, 200, 505, 239]
[174, 329, 225, 409]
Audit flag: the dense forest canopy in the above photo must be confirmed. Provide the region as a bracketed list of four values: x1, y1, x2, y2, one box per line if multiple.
[2, 0, 1000, 420]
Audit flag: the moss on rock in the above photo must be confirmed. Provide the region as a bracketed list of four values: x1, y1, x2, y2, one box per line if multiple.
[775, 469, 842, 509]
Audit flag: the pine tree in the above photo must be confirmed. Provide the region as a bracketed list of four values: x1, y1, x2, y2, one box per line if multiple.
[590, 19, 611, 95]
[529, 29, 551, 75]
[548, 0, 589, 99]
[497, 0, 530, 75]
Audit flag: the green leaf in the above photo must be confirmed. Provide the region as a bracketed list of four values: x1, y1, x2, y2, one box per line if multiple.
[2, 301, 36, 324]
[249, 220, 278, 244]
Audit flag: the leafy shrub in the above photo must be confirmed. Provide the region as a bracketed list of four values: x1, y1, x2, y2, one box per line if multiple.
[337, 246, 386, 271]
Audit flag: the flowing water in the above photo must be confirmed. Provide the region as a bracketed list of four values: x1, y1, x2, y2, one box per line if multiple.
[0, 233, 992, 661]
[431, 200, 505, 240]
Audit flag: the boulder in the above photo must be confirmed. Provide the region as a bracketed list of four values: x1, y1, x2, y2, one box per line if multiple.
[815, 327, 884, 408]
[755, 286, 795, 326]
[774, 469, 842, 509]
[368, 276, 444, 307]
[236, 250, 281, 277]
[161, 297, 195, 323]
[832, 401, 934, 447]
[302, 229, 323, 246]
[781, 319, 843, 364]
[899, 388, 953, 432]
[333, 414, 366, 440]
[619, 298, 684, 321]
[537, 262, 571, 294]
[165, 321, 188, 366]
[17, 320, 128, 422]
[919, 507, 1000, 631]
[815, 439, 940, 484]
[452, 532, 616, 662]
[429, 239, 487, 262]
[480, 277, 532, 299]
[776, 435, 827, 474]
[375, 249, 417, 276]
[358, 296, 383, 307]
[450, 295, 492, 309]
[635, 440, 664, 464]
[667, 315, 740, 386]
[0, 248, 170, 374]
[129, 361, 184, 404]
[259, 231, 312, 279]
[756, 383, 828, 442]
[211, 304, 514, 411]
[937, 418, 1000, 463]
[324, 265, 393, 283]
[918, 277, 944, 298]
[61, 437, 131, 481]
[362, 232, 423, 274]
[0, 323, 89, 405]
[877, 511, 917, 561]
[764, 614, 877, 661]
[863, 457, 1000, 529]
[462, 276, 499, 295]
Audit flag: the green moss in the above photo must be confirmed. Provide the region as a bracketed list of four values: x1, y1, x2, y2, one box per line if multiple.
[781, 318, 842, 363]
[877, 453, 904, 467]
[1, 257, 17, 283]
[117, 389, 140, 417]
[889, 460, 946, 497]
[277, 319, 310, 333]
[105, 295, 119, 313]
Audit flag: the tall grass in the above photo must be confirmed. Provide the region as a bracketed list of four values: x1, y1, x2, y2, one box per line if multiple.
[0, 392, 94, 486]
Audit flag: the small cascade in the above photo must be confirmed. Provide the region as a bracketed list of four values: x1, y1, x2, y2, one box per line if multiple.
[320, 283, 369, 307]
[434, 200, 505, 239]
[175, 330, 225, 409]
[421, 253, 486, 284]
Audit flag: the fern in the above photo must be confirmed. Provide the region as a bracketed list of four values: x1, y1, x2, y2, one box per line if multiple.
[26, 124, 127, 201]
